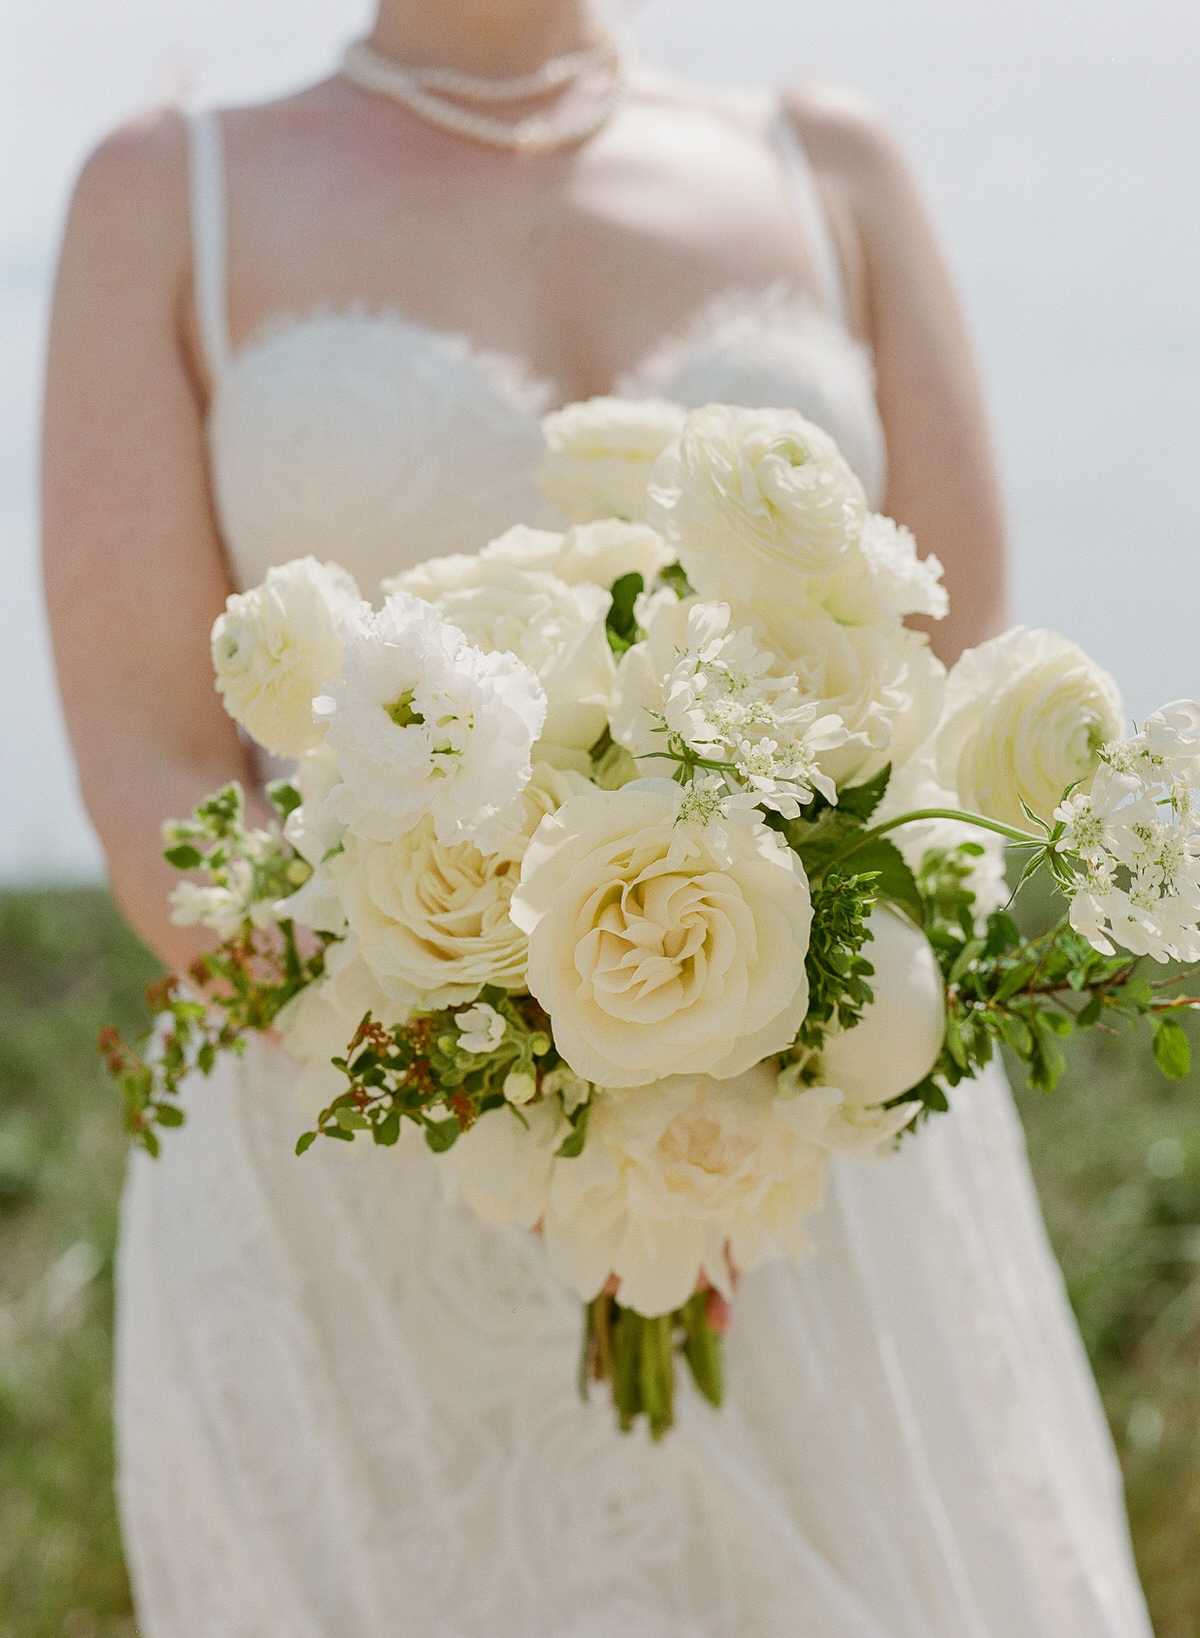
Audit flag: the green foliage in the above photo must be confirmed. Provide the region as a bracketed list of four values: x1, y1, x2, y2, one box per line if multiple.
[796, 870, 877, 1053]
[581, 1290, 723, 1442]
[776, 764, 923, 926]
[604, 571, 644, 655]
[657, 561, 693, 600]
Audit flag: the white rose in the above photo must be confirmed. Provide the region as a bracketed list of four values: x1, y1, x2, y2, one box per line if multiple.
[543, 1065, 831, 1316]
[436, 1098, 568, 1229]
[756, 603, 946, 786]
[809, 513, 948, 626]
[210, 557, 360, 758]
[315, 593, 547, 847]
[333, 762, 587, 1008]
[480, 518, 675, 591]
[509, 779, 813, 1087]
[385, 560, 614, 755]
[935, 627, 1125, 828]
[647, 405, 867, 608]
[814, 905, 946, 1105]
[539, 396, 687, 523]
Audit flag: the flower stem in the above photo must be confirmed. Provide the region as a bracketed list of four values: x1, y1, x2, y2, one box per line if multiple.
[826, 807, 1041, 869]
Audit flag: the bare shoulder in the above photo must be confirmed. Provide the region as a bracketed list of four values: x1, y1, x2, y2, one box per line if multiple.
[780, 79, 914, 216]
[70, 106, 190, 245]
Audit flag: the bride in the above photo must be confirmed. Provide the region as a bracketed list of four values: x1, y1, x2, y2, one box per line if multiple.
[43, 1, 1153, 1632]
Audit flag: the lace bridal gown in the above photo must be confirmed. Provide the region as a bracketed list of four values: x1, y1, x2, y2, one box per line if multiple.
[114, 103, 1154, 1638]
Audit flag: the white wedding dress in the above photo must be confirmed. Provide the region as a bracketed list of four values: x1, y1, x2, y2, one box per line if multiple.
[114, 103, 1154, 1637]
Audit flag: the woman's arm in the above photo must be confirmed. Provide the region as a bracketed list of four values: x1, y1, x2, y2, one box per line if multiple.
[42, 109, 261, 968]
[784, 84, 1008, 666]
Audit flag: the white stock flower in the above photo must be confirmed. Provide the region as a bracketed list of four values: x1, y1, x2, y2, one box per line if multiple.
[509, 779, 813, 1086]
[384, 559, 614, 754]
[810, 513, 948, 626]
[647, 405, 867, 607]
[455, 1001, 506, 1055]
[168, 877, 251, 942]
[812, 905, 945, 1105]
[935, 627, 1124, 829]
[210, 558, 360, 758]
[436, 1098, 568, 1229]
[542, 1065, 831, 1316]
[481, 518, 675, 591]
[539, 396, 687, 523]
[333, 762, 587, 1008]
[314, 592, 547, 847]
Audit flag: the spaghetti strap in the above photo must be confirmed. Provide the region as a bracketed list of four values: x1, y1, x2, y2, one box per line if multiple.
[186, 109, 232, 381]
[771, 102, 848, 328]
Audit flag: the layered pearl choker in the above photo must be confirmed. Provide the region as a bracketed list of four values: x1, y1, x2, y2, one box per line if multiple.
[340, 35, 633, 154]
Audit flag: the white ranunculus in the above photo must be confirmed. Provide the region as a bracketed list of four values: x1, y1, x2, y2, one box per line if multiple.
[816, 905, 945, 1105]
[809, 513, 949, 626]
[509, 779, 813, 1087]
[542, 1065, 831, 1316]
[333, 762, 587, 1008]
[276, 935, 405, 1117]
[539, 396, 687, 523]
[210, 557, 360, 758]
[436, 1098, 568, 1229]
[314, 592, 546, 847]
[480, 518, 675, 591]
[756, 603, 946, 787]
[647, 405, 867, 608]
[935, 627, 1125, 828]
[384, 560, 614, 755]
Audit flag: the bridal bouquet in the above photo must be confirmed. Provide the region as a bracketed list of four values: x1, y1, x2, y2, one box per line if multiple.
[102, 399, 1200, 1438]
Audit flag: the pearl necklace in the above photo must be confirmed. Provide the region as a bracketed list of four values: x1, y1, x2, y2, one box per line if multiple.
[340, 37, 633, 154]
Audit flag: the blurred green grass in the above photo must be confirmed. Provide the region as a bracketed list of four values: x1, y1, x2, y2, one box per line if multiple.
[0, 883, 1199, 1635]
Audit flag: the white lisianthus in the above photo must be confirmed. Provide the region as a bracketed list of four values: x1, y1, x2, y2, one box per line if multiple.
[210, 558, 360, 758]
[935, 627, 1125, 830]
[809, 513, 948, 626]
[758, 605, 946, 787]
[542, 1065, 830, 1316]
[384, 560, 614, 754]
[436, 1098, 568, 1229]
[539, 396, 687, 522]
[333, 762, 587, 1008]
[647, 405, 867, 608]
[454, 1001, 506, 1055]
[811, 905, 946, 1105]
[314, 592, 547, 847]
[480, 518, 675, 591]
[509, 779, 813, 1087]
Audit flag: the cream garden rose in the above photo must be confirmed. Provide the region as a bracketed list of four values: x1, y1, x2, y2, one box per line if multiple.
[332, 762, 587, 1009]
[210, 557, 360, 759]
[539, 395, 687, 522]
[509, 779, 813, 1087]
[935, 626, 1125, 829]
[647, 405, 867, 608]
[542, 1065, 831, 1316]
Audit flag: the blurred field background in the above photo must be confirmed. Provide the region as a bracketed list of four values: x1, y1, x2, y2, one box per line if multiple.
[3, 881, 1200, 1637]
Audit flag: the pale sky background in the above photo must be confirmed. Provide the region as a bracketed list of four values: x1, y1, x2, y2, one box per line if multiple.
[1, 0, 1198, 879]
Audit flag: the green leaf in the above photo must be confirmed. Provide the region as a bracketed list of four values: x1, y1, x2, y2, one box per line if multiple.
[154, 1103, 186, 1127]
[295, 1131, 318, 1156]
[1115, 976, 1153, 1012]
[555, 1099, 591, 1159]
[836, 764, 891, 823]
[422, 1116, 460, 1153]
[334, 1107, 370, 1131]
[266, 779, 303, 819]
[842, 839, 924, 927]
[1153, 1017, 1192, 1081]
[372, 1109, 402, 1146]
[163, 843, 205, 871]
[1075, 993, 1103, 1029]
[605, 572, 644, 654]
[658, 561, 693, 599]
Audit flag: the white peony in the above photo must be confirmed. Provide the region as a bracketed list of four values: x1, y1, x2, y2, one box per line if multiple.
[210, 557, 360, 758]
[384, 560, 614, 754]
[314, 592, 547, 847]
[814, 905, 946, 1105]
[480, 518, 675, 591]
[647, 405, 867, 608]
[332, 761, 587, 1009]
[509, 779, 813, 1087]
[539, 395, 687, 522]
[436, 1098, 568, 1229]
[935, 627, 1125, 829]
[809, 513, 948, 626]
[542, 1065, 831, 1316]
